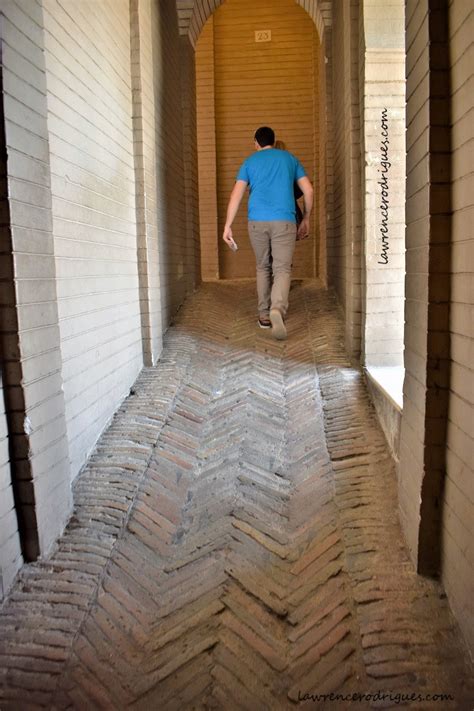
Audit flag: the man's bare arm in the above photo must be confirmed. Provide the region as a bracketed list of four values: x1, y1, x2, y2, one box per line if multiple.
[296, 176, 314, 240]
[223, 180, 247, 245]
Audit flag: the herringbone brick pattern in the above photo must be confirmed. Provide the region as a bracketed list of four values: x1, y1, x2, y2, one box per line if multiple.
[0, 281, 472, 710]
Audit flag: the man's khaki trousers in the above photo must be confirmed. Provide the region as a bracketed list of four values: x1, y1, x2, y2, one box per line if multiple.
[248, 220, 297, 319]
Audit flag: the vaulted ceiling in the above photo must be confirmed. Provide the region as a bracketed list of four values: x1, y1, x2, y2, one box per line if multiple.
[175, 0, 332, 47]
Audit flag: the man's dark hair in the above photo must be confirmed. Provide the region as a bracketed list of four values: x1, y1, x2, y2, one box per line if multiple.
[254, 126, 275, 148]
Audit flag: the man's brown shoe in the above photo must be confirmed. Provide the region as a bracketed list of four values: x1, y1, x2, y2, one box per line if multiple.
[270, 308, 287, 340]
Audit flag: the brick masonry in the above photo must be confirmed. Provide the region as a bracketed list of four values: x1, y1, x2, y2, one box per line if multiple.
[196, 15, 219, 281]
[177, 0, 330, 47]
[0, 0, 472, 664]
[42, 0, 145, 477]
[359, 0, 406, 368]
[0, 281, 472, 709]
[0, 70, 23, 599]
[0, 0, 72, 566]
[330, 0, 363, 361]
[399, 2, 474, 662]
[442, 0, 474, 655]
[0, 0, 201, 593]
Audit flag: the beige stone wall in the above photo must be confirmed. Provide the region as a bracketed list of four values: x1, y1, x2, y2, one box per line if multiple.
[442, 0, 474, 653]
[196, 0, 320, 280]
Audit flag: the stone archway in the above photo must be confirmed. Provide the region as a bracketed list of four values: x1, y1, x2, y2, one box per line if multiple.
[176, 0, 334, 287]
[176, 0, 331, 47]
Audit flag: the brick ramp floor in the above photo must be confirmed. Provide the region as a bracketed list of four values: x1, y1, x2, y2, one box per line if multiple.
[0, 281, 472, 710]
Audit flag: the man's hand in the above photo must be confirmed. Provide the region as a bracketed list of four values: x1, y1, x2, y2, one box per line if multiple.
[222, 180, 247, 247]
[297, 217, 310, 240]
[223, 224, 234, 246]
[296, 176, 313, 241]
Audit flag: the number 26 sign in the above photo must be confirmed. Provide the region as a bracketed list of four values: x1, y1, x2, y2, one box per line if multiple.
[255, 30, 271, 42]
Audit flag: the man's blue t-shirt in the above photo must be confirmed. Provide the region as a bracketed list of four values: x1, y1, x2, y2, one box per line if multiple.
[236, 149, 306, 222]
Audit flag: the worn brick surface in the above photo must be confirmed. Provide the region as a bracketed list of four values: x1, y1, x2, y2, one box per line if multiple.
[0, 281, 472, 710]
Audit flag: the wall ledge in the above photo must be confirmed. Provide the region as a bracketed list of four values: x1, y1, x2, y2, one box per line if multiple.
[364, 365, 403, 461]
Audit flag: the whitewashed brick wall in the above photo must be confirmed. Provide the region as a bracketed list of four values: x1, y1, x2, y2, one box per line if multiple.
[0, 0, 198, 601]
[131, 0, 165, 364]
[442, 0, 473, 654]
[148, 0, 190, 324]
[0, 0, 72, 574]
[180, 36, 201, 292]
[399, 0, 432, 561]
[42, 0, 143, 479]
[329, 0, 362, 358]
[359, 0, 405, 367]
[196, 16, 219, 281]
[131, 0, 194, 360]
[0, 368, 22, 601]
[349, 0, 363, 357]
[400, 0, 473, 657]
[0, 62, 23, 599]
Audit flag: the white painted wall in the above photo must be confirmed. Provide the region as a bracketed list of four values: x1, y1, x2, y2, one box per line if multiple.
[442, 0, 474, 655]
[0, 374, 22, 601]
[42, 0, 143, 479]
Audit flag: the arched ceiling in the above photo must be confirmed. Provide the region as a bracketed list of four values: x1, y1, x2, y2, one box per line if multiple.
[176, 0, 332, 47]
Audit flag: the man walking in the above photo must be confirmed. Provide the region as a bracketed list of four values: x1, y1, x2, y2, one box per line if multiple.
[222, 126, 313, 340]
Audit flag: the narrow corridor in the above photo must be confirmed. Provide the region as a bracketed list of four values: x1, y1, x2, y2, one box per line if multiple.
[0, 282, 471, 710]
